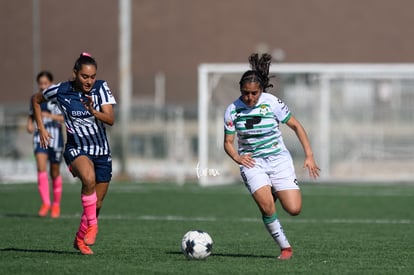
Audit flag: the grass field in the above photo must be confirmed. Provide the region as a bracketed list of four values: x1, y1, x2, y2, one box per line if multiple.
[0, 181, 413, 274]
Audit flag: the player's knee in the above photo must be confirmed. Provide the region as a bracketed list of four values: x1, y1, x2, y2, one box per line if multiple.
[286, 206, 301, 216]
[80, 174, 96, 192]
[261, 203, 276, 216]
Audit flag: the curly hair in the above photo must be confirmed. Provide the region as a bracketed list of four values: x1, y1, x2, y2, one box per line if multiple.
[239, 53, 274, 92]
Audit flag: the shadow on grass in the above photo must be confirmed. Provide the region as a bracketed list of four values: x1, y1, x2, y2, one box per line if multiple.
[167, 251, 275, 259]
[0, 247, 79, 255]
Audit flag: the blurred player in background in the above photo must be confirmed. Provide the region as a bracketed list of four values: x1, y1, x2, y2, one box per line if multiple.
[27, 71, 64, 218]
[32, 53, 116, 255]
[223, 53, 320, 260]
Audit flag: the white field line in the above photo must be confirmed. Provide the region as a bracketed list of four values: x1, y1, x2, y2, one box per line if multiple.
[101, 215, 414, 224]
[2, 214, 410, 224]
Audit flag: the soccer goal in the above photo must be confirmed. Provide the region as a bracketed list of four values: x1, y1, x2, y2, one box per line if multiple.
[198, 63, 414, 186]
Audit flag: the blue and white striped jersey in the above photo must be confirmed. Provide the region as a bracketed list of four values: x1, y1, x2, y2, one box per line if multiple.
[29, 96, 63, 150]
[224, 92, 291, 158]
[42, 80, 116, 156]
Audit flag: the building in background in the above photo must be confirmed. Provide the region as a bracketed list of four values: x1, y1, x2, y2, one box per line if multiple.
[1, 0, 414, 105]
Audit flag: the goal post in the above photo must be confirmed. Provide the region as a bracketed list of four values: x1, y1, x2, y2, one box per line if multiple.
[198, 63, 414, 186]
[197, 64, 249, 186]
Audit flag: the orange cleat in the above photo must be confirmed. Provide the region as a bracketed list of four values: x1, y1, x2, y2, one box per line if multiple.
[50, 205, 60, 218]
[74, 236, 93, 255]
[38, 204, 50, 217]
[278, 247, 293, 260]
[84, 224, 98, 246]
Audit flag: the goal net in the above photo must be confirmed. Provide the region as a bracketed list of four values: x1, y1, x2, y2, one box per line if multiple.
[198, 63, 414, 186]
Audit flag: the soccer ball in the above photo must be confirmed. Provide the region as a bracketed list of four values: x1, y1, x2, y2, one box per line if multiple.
[181, 230, 213, 260]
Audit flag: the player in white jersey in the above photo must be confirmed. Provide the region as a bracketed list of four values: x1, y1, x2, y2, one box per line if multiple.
[27, 71, 64, 218]
[224, 53, 320, 260]
[32, 53, 116, 255]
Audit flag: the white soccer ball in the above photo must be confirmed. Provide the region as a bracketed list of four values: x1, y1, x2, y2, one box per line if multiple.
[181, 230, 213, 260]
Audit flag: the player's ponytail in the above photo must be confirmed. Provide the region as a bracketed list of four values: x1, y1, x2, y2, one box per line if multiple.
[239, 53, 274, 92]
[73, 52, 98, 72]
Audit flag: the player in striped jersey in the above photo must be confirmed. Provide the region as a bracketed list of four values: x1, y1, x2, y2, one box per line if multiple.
[32, 53, 116, 255]
[224, 53, 320, 260]
[27, 71, 64, 218]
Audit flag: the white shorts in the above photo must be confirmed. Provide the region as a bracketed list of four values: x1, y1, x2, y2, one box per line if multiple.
[240, 150, 299, 194]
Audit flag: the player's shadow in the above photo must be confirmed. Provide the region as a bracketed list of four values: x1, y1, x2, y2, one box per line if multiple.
[0, 247, 79, 255]
[167, 251, 274, 259]
[211, 252, 275, 259]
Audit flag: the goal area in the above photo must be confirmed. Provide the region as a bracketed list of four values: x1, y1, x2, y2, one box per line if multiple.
[198, 63, 414, 186]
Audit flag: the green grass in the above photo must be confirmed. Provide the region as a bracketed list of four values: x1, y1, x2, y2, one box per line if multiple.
[0, 182, 413, 274]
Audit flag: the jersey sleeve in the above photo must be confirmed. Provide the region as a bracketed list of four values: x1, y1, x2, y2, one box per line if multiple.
[42, 83, 60, 102]
[271, 95, 291, 123]
[99, 81, 116, 105]
[224, 104, 236, 135]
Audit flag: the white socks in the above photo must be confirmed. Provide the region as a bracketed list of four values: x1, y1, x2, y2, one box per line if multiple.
[263, 214, 291, 249]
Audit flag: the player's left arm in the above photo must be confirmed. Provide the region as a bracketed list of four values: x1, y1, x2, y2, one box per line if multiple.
[41, 112, 64, 123]
[85, 81, 116, 126]
[95, 103, 115, 126]
[285, 115, 320, 178]
[83, 95, 115, 126]
[51, 114, 65, 123]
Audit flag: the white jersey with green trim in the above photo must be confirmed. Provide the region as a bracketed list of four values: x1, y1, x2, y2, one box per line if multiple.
[224, 92, 291, 158]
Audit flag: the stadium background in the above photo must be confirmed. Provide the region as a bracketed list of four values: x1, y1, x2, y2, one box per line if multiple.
[1, 0, 414, 183]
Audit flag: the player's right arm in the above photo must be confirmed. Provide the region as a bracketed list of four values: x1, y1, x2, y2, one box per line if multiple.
[26, 115, 34, 134]
[32, 92, 52, 148]
[224, 134, 255, 168]
[223, 133, 255, 168]
[223, 105, 255, 168]
[223, 132, 239, 163]
[26, 96, 35, 134]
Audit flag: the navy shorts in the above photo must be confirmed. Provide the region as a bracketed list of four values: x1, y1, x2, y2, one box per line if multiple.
[64, 148, 112, 183]
[34, 144, 63, 164]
